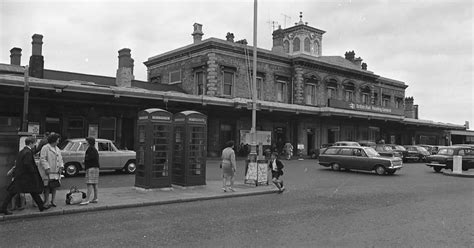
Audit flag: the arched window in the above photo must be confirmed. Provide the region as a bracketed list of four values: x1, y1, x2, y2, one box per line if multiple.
[314, 41, 320, 56]
[283, 40, 290, 53]
[293, 37, 300, 52]
[304, 38, 310, 52]
[343, 82, 355, 102]
[327, 79, 338, 99]
[361, 86, 371, 104]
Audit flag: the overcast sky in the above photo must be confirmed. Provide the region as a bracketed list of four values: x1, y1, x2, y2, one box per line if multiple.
[1, 0, 472, 128]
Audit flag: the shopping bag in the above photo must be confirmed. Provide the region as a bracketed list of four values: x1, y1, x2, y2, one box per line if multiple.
[65, 186, 86, 205]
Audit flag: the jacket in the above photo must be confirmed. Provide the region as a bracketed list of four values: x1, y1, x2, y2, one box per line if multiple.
[9, 147, 44, 194]
[268, 159, 284, 176]
[84, 146, 100, 170]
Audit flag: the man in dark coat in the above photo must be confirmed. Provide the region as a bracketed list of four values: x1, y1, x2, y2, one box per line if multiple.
[1, 136, 47, 215]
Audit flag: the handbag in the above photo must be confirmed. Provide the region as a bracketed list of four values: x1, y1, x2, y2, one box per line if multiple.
[48, 179, 61, 189]
[65, 186, 86, 205]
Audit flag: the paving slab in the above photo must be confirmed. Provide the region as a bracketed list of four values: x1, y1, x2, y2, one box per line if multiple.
[0, 180, 278, 222]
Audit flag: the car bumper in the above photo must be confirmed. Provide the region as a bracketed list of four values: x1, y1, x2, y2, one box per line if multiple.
[388, 165, 403, 170]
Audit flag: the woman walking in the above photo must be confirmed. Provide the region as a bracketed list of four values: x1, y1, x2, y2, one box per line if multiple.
[221, 140, 237, 192]
[80, 137, 100, 205]
[39, 133, 64, 208]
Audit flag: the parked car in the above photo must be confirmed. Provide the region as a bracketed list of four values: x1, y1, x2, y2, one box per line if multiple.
[386, 144, 409, 162]
[419, 144, 440, 155]
[318, 146, 403, 175]
[426, 146, 474, 172]
[61, 138, 137, 177]
[374, 144, 403, 158]
[404, 145, 431, 162]
[357, 140, 376, 148]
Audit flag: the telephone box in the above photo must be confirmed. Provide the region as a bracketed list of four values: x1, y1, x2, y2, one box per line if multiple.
[135, 108, 173, 189]
[172, 111, 207, 186]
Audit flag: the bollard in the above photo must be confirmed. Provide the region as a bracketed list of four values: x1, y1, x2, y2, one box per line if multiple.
[453, 155, 462, 174]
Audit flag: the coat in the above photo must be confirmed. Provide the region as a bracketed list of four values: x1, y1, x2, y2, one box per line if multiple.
[39, 143, 64, 181]
[268, 159, 284, 176]
[8, 147, 44, 194]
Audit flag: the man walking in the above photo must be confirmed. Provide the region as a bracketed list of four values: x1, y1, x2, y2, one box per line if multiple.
[0, 137, 48, 215]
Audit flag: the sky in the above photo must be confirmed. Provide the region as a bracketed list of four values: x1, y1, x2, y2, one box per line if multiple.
[1, 0, 472, 128]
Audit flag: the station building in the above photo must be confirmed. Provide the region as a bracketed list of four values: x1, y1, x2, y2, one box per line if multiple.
[0, 17, 470, 157]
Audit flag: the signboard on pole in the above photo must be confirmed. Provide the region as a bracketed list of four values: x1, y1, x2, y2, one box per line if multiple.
[240, 130, 271, 145]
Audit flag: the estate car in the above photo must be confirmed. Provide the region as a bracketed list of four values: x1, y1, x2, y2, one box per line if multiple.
[61, 138, 136, 177]
[318, 146, 403, 175]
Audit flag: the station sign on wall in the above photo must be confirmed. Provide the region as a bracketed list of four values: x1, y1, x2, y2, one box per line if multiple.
[328, 99, 404, 116]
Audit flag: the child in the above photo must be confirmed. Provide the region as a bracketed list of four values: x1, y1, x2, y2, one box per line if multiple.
[268, 152, 285, 192]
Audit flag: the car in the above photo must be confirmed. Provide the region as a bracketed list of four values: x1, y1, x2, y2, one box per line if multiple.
[374, 144, 403, 158]
[419, 144, 441, 155]
[357, 140, 376, 148]
[404, 145, 431, 162]
[318, 146, 403, 175]
[61, 138, 137, 177]
[426, 146, 474, 172]
[386, 144, 409, 162]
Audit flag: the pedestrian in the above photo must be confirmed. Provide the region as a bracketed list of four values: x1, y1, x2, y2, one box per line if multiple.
[34, 132, 49, 155]
[221, 140, 237, 192]
[0, 137, 48, 215]
[268, 152, 285, 192]
[80, 137, 100, 205]
[283, 141, 293, 160]
[39, 133, 64, 208]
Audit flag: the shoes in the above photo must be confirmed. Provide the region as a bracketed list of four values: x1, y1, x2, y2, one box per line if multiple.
[90, 199, 98, 204]
[228, 187, 236, 192]
[50, 203, 57, 207]
[0, 209, 13, 215]
[80, 201, 89, 205]
[42, 204, 50, 210]
[39, 207, 49, 212]
[222, 188, 227, 192]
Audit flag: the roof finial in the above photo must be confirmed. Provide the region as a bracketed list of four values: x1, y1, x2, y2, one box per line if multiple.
[298, 11, 304, 25]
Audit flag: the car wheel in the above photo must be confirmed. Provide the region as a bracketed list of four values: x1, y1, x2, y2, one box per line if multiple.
[387, 169, 396, 175]
[375, 165, 386, 175]
[433, 167, 442, 173]
[331, 163, 341, 171]
[124, 161, 136, 174]
[65, 163, 79, 177]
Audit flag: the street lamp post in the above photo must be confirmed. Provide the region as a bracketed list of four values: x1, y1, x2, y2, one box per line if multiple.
[249, 0, 258, 161]
[22, 65, 30, 132]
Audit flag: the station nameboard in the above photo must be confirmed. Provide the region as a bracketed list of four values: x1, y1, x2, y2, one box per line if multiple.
[328, 99, 404, 116]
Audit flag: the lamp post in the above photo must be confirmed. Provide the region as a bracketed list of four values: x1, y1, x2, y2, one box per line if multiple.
[249, 0, 258, 161]
[22, 65, 30, 132]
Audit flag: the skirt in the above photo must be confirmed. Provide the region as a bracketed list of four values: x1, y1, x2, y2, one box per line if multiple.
[85, 168, 99, 184]
[221, 161, 235, 178]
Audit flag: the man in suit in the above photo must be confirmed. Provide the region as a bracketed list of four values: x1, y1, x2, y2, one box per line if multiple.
[0, 136, 48, 215]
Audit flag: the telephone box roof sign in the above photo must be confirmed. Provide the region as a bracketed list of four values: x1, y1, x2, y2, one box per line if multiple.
[137, 108, 172, 122]
[174, 111, 207, 124]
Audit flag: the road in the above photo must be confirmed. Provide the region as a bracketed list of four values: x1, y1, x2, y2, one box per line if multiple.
[2, 160, 473, 247]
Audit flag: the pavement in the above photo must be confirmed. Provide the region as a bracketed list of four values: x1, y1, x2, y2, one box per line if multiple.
[1, 159, 278, 222]
[442, 170, 474, 178]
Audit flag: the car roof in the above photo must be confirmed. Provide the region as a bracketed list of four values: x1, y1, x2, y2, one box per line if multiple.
[66, 138, 110, 142]
[327, 145, 365, 149]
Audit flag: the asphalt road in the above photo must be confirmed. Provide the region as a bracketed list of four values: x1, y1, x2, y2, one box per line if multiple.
[2, 160, 473, 248]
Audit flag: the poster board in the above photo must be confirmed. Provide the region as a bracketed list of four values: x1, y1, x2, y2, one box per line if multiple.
[245, 161, 268, 185]
[88, 124, 99, 138]
[27, 122, 40, 135]
[240, 130, 271, 145]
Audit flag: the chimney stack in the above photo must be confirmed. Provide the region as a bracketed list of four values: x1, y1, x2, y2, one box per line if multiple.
[29, 34, 44, 78]
[115, 48, 134, 87]
[226, 32, 234, 42]
[354, 57, 363, 68]
[192, 23, 204, 44]
[10, 47, 22, 66]
[361, 62, 367, 70]
[344, 50, 355, 61]
[271, 28, 284, 53]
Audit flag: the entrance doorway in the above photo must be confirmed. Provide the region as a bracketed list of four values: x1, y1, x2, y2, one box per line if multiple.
[219, 123, 235, 149]
[307, 129, 314, 155]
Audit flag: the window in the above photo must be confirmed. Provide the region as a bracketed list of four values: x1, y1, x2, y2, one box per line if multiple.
[195, 71, 205, 95]
[98, 142, 113, 151]
[361, 87, 371, 104]
[327, 80, 338, 100]
[382, 95, 391, 107]
[343, 83, 355, 102]
[223, 71, 234, 96]
[395, 97, 403, 108]
[150, 75, 161, 84]
[99, 117, 116, 141]
[305, 83, 316, 105]
[304, 38, 310, 52]
[276, 80, 288, 102]
[283, 40, 290, 53]
[327, 87, 336, 99]
[293, 37, 300, 52]
[169, 70, 181, 84]
[339, 148, 352, 156]
[67, 117, 84, 139]
[256, 77, 263, 100]
[373, 93, 378, 105]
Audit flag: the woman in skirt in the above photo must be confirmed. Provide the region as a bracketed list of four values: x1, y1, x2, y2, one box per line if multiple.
[81, 137, 100, 205]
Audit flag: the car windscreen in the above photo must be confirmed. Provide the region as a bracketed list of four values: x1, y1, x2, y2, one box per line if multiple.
[437, 148, 454, 155]
[364, 147, 380, 157]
